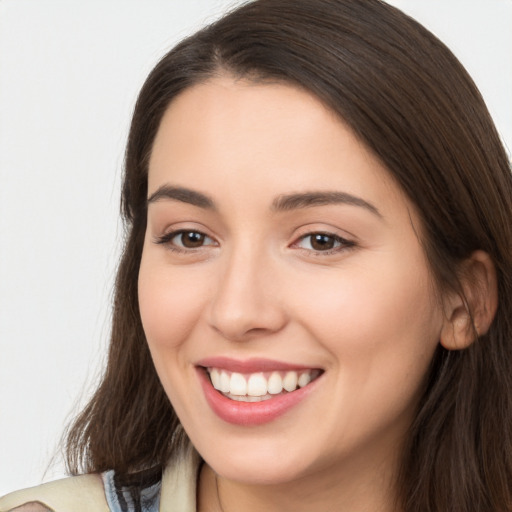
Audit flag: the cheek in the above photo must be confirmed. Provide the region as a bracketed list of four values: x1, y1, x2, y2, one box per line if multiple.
[138, 252, 208, 351]
[287, 258, 442, 447]
[137, 251, 213, 412]
[289, 252, 442, 376]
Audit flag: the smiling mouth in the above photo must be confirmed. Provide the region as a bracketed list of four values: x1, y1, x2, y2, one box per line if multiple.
[204, 367, 323, 402]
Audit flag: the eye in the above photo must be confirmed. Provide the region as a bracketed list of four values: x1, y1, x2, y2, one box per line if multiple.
[294, 232, 354, 253]
[155, 230, 217, 250]
[173, 231, 211, 248]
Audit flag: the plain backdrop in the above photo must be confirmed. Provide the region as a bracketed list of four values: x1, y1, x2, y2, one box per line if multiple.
[0, 0, 511, 495]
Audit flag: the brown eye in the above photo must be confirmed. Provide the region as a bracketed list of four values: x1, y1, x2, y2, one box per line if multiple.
[310, 234, 336, 251]
[155, 230, 216, 250]
[179, 231, 206, 248]
[295, 232, 353, 254]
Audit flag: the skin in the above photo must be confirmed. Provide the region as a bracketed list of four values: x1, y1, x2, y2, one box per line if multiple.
[138, 76, 451, 512]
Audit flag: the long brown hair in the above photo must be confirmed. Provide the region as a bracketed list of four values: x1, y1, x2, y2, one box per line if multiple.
[65, 1, 512, 510]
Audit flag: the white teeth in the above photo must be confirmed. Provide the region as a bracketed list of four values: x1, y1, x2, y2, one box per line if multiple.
[210, 368, 221, 390]
[207, 368, 320, 399]
[298, 371, 311, 388]
[267, 371, 283, 394]
[220, 371, 230, 393]
[283, 371, 298, 392]
[227, 394, 272, 402]
[230, 372, 247, 395]
[247, 373, 267, 396]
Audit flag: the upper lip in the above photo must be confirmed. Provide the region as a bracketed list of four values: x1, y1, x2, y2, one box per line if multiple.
[196, 356, 321, 374]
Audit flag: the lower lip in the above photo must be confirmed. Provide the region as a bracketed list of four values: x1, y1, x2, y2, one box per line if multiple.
[197, 368, 321, 426]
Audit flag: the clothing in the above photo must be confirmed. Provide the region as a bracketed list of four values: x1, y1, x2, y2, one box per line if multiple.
[0, 448, 201, 512]
[101, 470, 161, 512]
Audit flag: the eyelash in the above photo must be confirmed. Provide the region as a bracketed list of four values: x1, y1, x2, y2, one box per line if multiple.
[293, 232, 355, 256]
[154, 230, 355, 256]
[154, 230, 217, 254]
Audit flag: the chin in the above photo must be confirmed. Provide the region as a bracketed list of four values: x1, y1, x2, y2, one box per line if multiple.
[213, 460, 307, 486]
[199, 439, 316, 485]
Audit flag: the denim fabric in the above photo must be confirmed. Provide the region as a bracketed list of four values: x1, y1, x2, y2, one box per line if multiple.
[101, 470, 161, 512]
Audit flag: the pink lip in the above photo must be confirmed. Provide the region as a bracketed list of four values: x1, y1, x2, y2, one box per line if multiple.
[196, 356, 318, 373]
[196, 365, 323, 426]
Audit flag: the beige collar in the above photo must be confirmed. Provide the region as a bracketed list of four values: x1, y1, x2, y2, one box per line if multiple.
[0, 448, 202, 512]
[159, 447, 202, 512]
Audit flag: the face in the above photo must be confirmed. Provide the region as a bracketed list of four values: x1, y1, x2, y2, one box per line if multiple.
[138, 77, 445, 486]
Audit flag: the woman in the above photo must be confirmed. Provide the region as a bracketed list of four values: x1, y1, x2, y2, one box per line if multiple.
[2, 0, 511, 510]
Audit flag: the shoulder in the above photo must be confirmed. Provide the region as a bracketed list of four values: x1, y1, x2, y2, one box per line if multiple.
[1, 504, 52, 512]
[0, 473, 108, 512]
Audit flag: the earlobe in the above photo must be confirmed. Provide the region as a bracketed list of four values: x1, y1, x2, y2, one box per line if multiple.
[439, 250, 498, 351]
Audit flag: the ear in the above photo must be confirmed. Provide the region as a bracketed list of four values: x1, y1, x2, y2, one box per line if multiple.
[440, 250, 498, 350]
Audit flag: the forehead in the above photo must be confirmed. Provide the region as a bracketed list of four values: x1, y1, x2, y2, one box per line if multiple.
[148, 76, 410, 220]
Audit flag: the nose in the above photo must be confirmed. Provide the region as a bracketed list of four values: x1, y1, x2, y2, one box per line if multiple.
[207, 246, 287, 342]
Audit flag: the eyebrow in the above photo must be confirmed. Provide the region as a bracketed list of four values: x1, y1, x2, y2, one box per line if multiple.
[147, 185, 216, 210]
[271, 191, 382, 218]
[147, 185, 382, 218]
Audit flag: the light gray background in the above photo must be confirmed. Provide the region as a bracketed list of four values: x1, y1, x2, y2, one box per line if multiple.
[1, 0, 511, 495]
